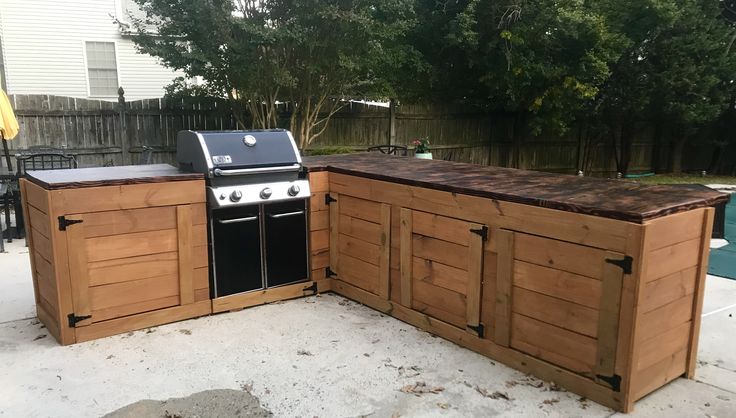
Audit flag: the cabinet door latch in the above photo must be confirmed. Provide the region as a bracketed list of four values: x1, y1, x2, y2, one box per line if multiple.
[325, 267, 337, 278]
[303, 282, 318, 295]
[605, 256, 633, 275]
[325, 194, 337, 205]
[469, 225, 488, 241]
[67, 313, 91, 328]
[58, 216, 84, 231]
[467, 324, 485, 338]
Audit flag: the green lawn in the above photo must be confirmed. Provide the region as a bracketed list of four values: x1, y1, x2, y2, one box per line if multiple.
[628, 174, 736, 185]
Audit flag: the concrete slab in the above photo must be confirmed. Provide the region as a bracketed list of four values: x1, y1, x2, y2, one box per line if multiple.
[0, 239, 36, 323]
[701, 275, 736, 317]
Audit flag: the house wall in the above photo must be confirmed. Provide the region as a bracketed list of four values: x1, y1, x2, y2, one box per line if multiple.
[0, 0, 182, 100]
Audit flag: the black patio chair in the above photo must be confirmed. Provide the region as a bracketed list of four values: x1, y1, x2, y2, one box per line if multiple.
[138, 145, 154, 165]
[366, 145, 408, 156]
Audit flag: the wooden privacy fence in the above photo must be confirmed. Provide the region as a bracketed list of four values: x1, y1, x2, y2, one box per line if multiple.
[4, 91, 730, 175]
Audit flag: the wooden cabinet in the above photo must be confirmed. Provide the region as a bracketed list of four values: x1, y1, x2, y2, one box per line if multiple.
[20, 176, 212, 345]
[316, 171, 715, 412]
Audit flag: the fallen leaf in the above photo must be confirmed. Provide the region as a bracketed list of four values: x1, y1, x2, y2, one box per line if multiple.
[33, 334, 46, 341]
[475, 386, 512, 400]
[178, 329, 191, 335]
[542, 398, 560, 405]
[400, 381, 444, 396]
[297, 349, 313, 356]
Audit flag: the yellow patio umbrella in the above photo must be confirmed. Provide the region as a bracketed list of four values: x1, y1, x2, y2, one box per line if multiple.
[0, 88, 19, 171]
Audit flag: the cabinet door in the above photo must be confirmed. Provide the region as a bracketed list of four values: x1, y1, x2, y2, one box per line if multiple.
[399, 209, 487, 337]
[64, 204, 208, 327]
[494, 230, 625, 387]
[328, 193, 391, 298]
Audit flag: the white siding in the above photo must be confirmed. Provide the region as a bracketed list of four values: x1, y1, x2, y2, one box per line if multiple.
[0, 0, 183, 100]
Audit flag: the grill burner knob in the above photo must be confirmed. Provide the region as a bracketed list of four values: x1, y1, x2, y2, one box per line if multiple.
[260, 187, 273, 199]
[230, 190, 243, 202]
[287, 184, 300, 196]
[219, 193, 227, 200]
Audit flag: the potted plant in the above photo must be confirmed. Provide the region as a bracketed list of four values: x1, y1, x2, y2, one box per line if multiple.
[412, 137, 432, 159]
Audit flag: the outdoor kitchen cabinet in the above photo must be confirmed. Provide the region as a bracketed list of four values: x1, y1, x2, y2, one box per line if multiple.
[19, 165, 212, 345]
[303, 153, 727, 413]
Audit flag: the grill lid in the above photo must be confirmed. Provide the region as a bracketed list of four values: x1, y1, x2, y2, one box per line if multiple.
[177, 129, 301, 176]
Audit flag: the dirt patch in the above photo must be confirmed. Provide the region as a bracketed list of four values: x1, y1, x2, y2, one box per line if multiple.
[102, 389, 271, 418]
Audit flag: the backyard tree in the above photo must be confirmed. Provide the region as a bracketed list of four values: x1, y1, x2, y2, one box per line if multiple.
[123, 0, 417, 149]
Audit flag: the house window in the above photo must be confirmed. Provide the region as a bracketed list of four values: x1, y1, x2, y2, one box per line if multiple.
[85, 42, 119, 96]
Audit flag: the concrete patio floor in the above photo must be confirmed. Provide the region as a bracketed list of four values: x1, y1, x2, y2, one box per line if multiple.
[1, 239, 735, 418]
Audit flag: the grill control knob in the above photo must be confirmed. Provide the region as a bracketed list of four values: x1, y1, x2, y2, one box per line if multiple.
[230, 190, 243, 202]
[219, 193, 227, 200]
[260, 187, 272, 199]
[287, 184, 300, 196]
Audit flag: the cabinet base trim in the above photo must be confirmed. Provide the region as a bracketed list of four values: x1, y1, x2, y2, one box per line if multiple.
[212, 279, 332, 313]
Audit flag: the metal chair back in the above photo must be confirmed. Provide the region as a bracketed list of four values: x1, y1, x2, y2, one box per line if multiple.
[366, 145, 408, 156]
[138, 146, 154, 165]
[16, 153, 78, 177]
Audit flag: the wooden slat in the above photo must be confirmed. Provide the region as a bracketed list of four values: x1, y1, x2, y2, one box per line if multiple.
[311, 250, 329, 269]
[637, 294, 694, 343]
[55, 180, 205, 214]
[633, 348, 687, 400]
[88, 252, 178, 286]
[34, 252, 58, 311]
[640, 267, 697, 314]
[378, 203, 391, 300]
[412, 235, 468, 270]
[329, 193, 340, 271]
[310, 210, 329, 231]
[193, 267, 208, 290]
[75, 300, 211, 343]
[338, 233, 381, 265]
[514, 233, 606, 278]
[212, 281, 318, 313]
[511, 313, 597, 375]
[310, 192, 329, 212]
[594, 251, 625, 378]
[65, 215, 92, 327]
[308, 171, 329, 192]
[480, 251, 498, 339]
[340, 195, 382, 224]
[338, 214, 382, 244]
[644, 238, 701, 282]
[86, 229, 178, 262]
[177, 205, 194, 305]
[644, 209, 706, 252]
[191, 202, 207, 225]
[193, 245, 208, 268]
[413, 279, 466, 328]
[466, 224, 484, 336]
[28, 205, 50, 238]
[89, 274, 179, 312]
[513, 261, 602, 309]
[686, 208, 714, 377]
[400, 208, 413, 307]
[31, 228, 52, 262]
[637, 320, 691, 371]
[512, 287, 599, 338]
[412, 257, 466, 294]
[194, 288, 210, 302]
[494, 229, 514, 346]
[82, 206, 177, 238]
[36, 301, 61, 344]
[412, 210, 471, 246]
[23, 179, 49, 213]
[338, 254, 379, 294]
[92, 295, 180, 323]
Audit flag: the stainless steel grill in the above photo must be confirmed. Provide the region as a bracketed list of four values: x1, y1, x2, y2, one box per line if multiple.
[177, 130, 311, 298]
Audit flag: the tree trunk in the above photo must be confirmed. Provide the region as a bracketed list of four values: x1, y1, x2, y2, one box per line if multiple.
[670, 134, 688, 174]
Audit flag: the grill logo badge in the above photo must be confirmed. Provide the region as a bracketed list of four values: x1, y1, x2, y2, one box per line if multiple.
[212, 155, 232, 164]
[243, 135, 257, 147]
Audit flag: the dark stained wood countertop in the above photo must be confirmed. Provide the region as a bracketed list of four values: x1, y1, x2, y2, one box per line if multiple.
[303, 153, 730, 223]
[26, 164, 203, 190]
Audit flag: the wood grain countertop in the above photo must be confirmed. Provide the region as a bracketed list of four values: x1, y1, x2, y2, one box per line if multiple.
[303, 153, 730, 223]
[26, 164, 203, 190]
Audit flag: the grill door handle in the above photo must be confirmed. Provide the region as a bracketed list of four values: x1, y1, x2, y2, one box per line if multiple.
[217, 216, 258, 224]
[214, 164, 301, 176]
[268, 210, 305, 219]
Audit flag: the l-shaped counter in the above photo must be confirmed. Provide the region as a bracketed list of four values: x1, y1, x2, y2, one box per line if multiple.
[20, 153, 729, 412]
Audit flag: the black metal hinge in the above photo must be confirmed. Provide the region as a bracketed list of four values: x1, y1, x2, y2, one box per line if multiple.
[605, 255, 633, 275]
[467, 324, 485, 338]
[67, 313, 91, 328]
[325, 267, 337, 278]
[596, 374, 622, 392]
[325, 193, 337, 205]
[303, 282, 318, 294]
[58, 216, 83, 231]
[470, 225, 488, 241]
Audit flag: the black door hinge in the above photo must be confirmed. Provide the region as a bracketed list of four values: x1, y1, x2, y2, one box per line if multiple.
[325, 267, 337, 278]
[605, 255, 633, 275]
[67, 313, 91, 328]
[470, 225, 488, 241]
[325, 194, 337, 205]
[596, 374, 622, 392]
[467, 324, 485, 338]
[303, 282, 318, 294]
[58, 216, 83, 231]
